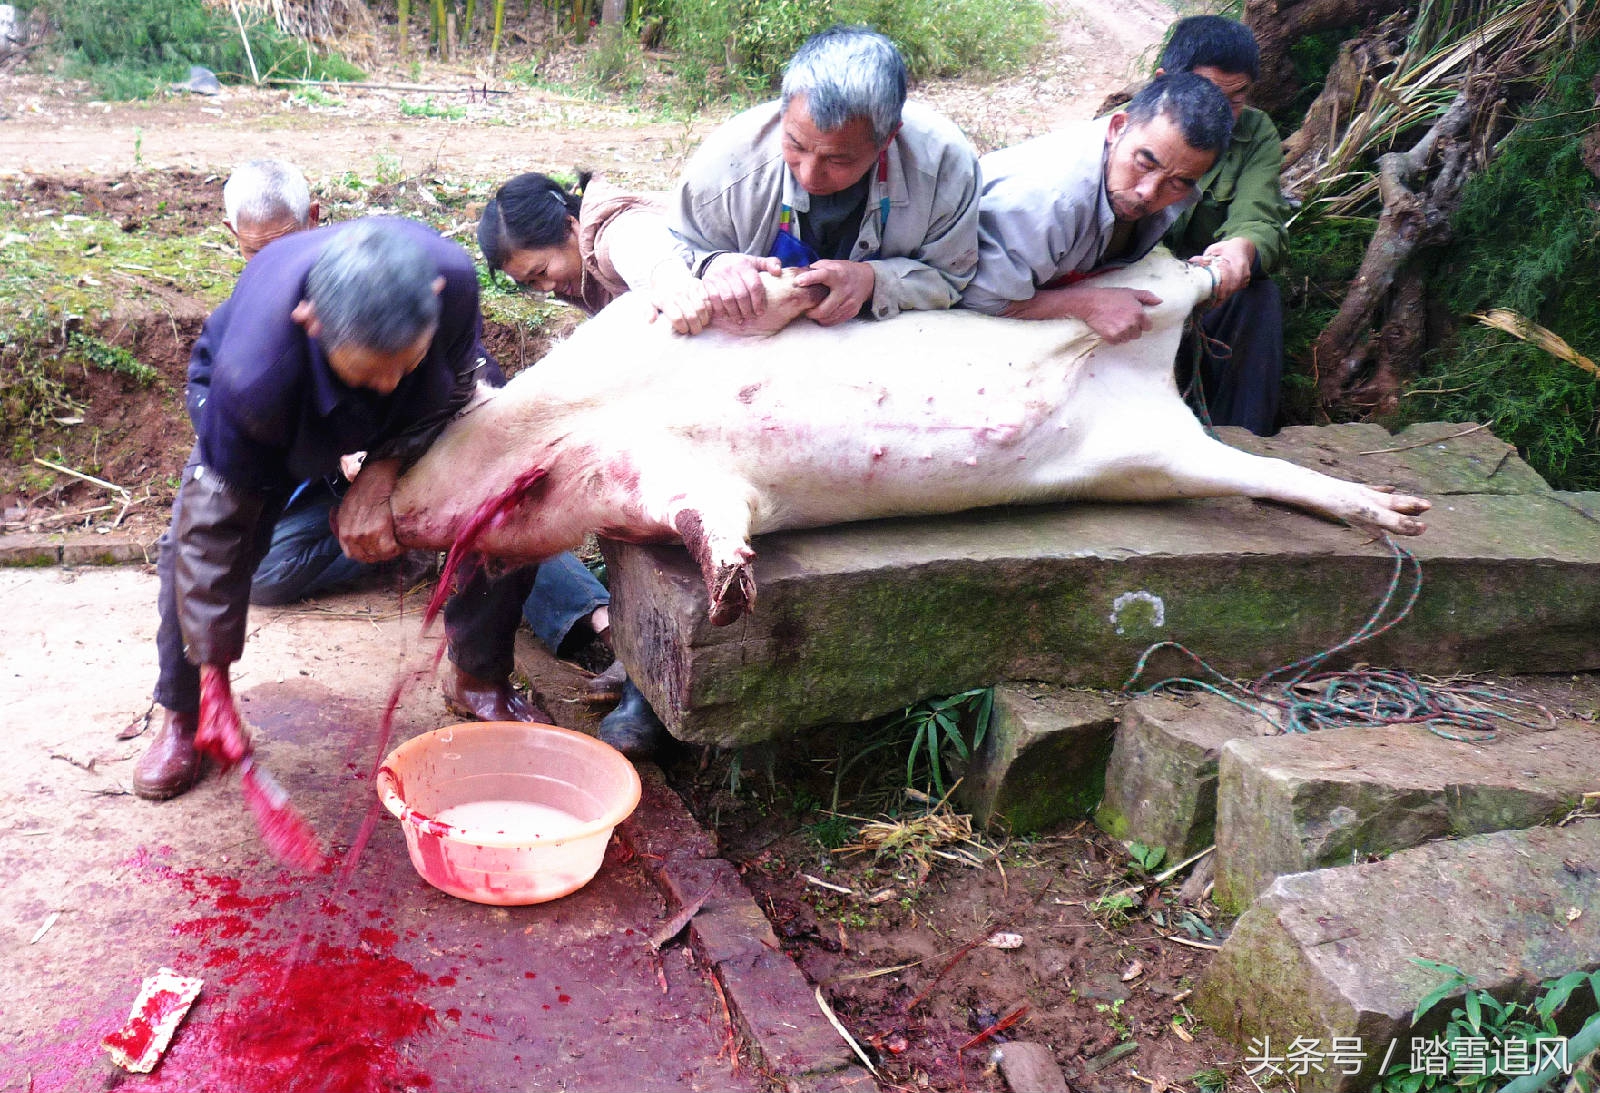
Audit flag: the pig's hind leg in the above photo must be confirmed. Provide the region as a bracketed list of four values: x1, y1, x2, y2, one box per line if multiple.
[673, 506, 758, 625]
[1087, 429, 1431, 536]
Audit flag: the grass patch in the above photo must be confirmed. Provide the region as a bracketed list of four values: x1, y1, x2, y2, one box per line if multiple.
[66, 332, 159, 386]
[399, 96, 467, 120]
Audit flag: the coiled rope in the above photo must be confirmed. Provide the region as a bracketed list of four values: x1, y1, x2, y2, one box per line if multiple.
[1123, 534, 1554, 741]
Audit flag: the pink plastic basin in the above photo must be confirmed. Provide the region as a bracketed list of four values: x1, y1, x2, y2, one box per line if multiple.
[376, 722, 641, 906]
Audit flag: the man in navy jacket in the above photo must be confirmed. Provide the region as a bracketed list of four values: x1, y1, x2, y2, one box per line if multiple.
[137, 217, 545, 800]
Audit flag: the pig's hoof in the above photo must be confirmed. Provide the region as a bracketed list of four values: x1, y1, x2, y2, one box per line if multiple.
[1359, 487, 1431, 536]
[707, 561, 756, 626]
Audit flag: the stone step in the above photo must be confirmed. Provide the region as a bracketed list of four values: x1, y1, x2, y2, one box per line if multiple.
[1195, 820, 1600, 1093]
[1094, 694, 1273, 860]
[1214, 719, 1600, 911]
[0, 531, 155, 567]
[955, 683, 1121, 833]
[604, 423, 1600, 747]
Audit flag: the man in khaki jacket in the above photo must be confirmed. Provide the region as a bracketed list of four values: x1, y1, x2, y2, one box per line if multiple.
[671, 25, 980, 330]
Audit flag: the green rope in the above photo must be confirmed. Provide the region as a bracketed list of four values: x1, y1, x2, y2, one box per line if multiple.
[1179, 315, 1221, 441]
[1123, 535, 1552, 741]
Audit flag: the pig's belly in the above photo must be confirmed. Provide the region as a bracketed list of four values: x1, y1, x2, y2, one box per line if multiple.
[663, 399, 1116, 533]
[640, 343, 1193, 532]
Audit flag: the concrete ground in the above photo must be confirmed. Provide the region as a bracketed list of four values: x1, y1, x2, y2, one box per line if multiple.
[0, 567, 781, 1092]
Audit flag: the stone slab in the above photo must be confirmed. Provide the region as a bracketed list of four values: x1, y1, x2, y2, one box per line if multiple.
[1558, 491, 1600, 524]
[617, 765, 863, 1084]
[60, 534, 150, 566]
[1095, 694, 1274, 859]
[1214, 721, 1600, 912]
[0, 532, 60, 566]
[1195, 821, 1600, 1092]
[957, 684, 1121, 833]
[605, 425, 1600, 747]
[994, 1040, 1071, 1092]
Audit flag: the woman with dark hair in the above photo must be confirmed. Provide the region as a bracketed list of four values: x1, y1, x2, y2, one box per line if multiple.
[480, 170, 700, 758]
[479, 171, 711, 335]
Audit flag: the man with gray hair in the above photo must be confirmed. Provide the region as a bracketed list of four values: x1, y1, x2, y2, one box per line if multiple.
[221, 158, 320, 260]
[136, 217, 544, 801]
[672, 24, 980, 330]
[961, 72, 1234, 343]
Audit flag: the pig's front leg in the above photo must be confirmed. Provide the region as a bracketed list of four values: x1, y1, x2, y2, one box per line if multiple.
[673, 507, 756, 625]
[639, 469, 760, 624]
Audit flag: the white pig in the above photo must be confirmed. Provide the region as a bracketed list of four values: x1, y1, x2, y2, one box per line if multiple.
[389, 252, 1430, 625]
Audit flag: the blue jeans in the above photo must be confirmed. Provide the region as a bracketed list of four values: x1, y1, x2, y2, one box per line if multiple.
[248, 479, 372, 606]
[522, 551, 609, 656]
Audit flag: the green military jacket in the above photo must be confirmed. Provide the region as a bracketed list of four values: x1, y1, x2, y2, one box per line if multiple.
[1165, 106, 1289, 274]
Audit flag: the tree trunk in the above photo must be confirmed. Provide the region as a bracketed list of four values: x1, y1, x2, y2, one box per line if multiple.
[601, 0, 626, 25]
[1583, 70, 1600, 181]
[1312, 86, 1486, 411]
[1244, 0, 1411, 115]
[1279, 15, 1409, 196]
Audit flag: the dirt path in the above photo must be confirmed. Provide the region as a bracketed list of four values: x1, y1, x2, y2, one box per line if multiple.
[0, 0, 1171, 185]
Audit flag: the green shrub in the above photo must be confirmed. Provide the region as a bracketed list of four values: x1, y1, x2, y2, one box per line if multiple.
[1278, 211, 1376, 423]
[1401, 44, 1600, 490]
[580, 23, 650, 93]
[640, 0, 1049, 101]
[1371, 961, 1600, 1092]
[837, 0, 1049, 78]
[22, 0, 363, 99]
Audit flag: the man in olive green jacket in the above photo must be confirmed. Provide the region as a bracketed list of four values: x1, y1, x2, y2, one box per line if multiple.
[1160, 16, 1291, 436]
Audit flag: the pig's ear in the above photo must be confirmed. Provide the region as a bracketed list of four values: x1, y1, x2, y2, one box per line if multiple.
[291, 300, 322, 339]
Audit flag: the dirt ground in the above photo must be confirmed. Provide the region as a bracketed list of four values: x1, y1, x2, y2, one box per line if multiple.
[0, 5, 1320, 1090]
[0, 568, 770, 1093]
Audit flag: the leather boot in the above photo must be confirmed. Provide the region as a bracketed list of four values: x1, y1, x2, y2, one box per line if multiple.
[133, 709, 201, 801]
[442, 662, 551, 723]
[599, 680, 670, 759]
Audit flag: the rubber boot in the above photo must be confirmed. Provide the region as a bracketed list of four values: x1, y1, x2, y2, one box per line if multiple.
[598, 679, 669, 759]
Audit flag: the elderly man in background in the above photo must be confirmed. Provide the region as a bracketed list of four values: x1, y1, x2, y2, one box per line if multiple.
[960, 72, 1234, 343]
[222, 158, 320, 260]
[1158, 15, 1291, 435]
[136, 218, 545, 801]
[672, 24, 980, 330]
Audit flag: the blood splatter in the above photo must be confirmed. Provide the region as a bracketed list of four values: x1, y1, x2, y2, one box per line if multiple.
[102, 858, 440, 1093]
[136, 944, 436, 1093]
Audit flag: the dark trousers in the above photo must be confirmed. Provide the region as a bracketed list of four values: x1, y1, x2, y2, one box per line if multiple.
[1180, 275, 1283, 437]
[153, 468, 536, 712]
